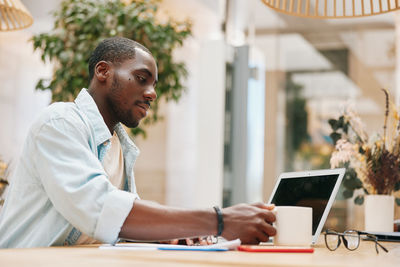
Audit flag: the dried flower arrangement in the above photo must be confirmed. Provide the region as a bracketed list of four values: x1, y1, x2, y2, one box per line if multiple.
[329, 89, 400, 205]
[0, 159, 9, 206]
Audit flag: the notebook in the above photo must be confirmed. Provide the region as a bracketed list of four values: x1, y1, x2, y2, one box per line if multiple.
[267, 168, 345, 245]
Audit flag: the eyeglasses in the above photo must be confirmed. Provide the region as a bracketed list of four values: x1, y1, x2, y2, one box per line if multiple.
[323, 229, 388, 254]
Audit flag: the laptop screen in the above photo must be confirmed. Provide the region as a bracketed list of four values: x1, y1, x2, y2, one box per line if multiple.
[270, 174, 340, 235]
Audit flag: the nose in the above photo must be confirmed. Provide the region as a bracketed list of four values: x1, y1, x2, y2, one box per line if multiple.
[144, 85, 157, 101]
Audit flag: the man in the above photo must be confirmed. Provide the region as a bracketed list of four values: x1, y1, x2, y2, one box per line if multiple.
[0, 37, 276, 248]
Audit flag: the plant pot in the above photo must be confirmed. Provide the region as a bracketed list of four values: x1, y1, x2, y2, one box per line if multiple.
[364, 194, 394, 232]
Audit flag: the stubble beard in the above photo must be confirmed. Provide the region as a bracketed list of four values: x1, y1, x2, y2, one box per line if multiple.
[107, 76, 140, 128]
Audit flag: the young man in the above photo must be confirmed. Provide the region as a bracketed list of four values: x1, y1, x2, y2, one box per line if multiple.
[0, 37, 276, 248]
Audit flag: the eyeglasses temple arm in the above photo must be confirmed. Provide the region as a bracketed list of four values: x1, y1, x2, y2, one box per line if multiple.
[375, 241, 389, 253]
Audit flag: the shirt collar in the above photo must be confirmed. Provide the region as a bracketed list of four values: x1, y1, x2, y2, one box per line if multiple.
[74, 88, 111, 146]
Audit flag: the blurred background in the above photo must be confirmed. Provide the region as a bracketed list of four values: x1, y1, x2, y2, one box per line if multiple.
[1, 0, 399, 231]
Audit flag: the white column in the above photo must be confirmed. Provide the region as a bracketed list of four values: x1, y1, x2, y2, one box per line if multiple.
[163, 0, 226, 208]
[166, 40, 226, 208]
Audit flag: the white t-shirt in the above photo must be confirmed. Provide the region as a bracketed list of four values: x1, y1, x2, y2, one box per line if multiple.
[76, 132, 125, 245]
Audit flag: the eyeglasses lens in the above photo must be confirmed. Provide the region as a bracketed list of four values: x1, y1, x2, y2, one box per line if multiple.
[325, 232, 340, 250]
[343, 230, 359, 250]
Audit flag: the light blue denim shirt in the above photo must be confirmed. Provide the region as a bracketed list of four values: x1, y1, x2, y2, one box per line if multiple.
[0, 89, 140, 248]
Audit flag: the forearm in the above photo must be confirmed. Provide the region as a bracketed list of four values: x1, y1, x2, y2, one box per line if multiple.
[119, 199, 218, 241]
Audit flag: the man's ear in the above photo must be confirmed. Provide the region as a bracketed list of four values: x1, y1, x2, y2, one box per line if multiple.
[94, 61, 111, 82]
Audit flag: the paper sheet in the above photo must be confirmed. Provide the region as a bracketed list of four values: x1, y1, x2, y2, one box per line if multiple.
[99, 238, 241, 251]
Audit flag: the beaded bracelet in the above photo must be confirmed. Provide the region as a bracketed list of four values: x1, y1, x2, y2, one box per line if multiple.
[213, 206, 224, 237]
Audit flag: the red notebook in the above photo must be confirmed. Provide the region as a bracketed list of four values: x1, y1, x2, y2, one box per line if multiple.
[238, 245, 314, 253]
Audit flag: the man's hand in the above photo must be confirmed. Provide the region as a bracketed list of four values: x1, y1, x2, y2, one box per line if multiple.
[221, 203, 276, 244]
[120, 199, 275, 244]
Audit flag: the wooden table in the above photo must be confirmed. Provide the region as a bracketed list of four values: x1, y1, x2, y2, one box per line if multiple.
[0, 240, 399, 267]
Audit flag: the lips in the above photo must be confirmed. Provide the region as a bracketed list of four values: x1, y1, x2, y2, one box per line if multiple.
[136, 103, 149, 111]
[136, 102, 149, 116]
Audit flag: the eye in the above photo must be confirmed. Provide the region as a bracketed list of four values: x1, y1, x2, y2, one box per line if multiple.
[136, 74, 146, 83]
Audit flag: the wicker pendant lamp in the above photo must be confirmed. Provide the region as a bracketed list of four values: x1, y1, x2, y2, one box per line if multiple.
[261, 0, 400, 18]
[0, 0, 33, 31]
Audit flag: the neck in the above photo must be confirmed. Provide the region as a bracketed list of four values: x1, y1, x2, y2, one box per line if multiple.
[88, 87, 116, 134]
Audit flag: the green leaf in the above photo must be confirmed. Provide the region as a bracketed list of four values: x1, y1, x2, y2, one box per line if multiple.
[130, 127, 146, 138]
[32, 0, 192, 137]
[330, 132, 341, 145]
[394, 182, 400, 191]
[354, 195, 364, 205]
[343, 122, 349, 134]
[339, 115, 346, 125]
[342, 189, 354, 199]
[396, 198, 400, 206]
[328, 119, 338, 130]
[343, 176, 363, 190]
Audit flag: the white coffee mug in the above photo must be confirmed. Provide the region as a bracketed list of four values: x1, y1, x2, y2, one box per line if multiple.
[273, 206, 312, 246]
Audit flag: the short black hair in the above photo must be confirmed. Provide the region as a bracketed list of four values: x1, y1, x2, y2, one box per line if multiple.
[88, 37, 152, 82]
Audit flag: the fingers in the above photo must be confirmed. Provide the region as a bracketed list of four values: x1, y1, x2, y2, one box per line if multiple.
[248, 226, 276, 244]
[255, 230, 272, 243]
[266, 204, 275, 210]
[246, 207, 277, 241]
[221, 203, 277, 244]
[242, 226, 273, 244]
[250, 203, 276, 224]
[261, 221, 277, 236]
[262, 210, 276, 224]
[252, 202, 275, 210]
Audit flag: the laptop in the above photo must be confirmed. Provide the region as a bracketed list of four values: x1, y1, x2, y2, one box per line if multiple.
[267, 168, 345, 245]
[360, 231, 400, 242]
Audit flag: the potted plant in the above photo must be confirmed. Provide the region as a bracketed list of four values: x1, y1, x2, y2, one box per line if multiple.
[0, 160, 9, 206]
[32, 0, 192, 137]
[329, 89, 400, 231]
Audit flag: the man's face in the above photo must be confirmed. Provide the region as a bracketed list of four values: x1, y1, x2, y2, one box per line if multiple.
[107, 49, 158, 128]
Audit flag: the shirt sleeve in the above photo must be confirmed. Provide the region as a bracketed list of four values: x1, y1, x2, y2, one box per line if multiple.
[32, 117, 137, 244]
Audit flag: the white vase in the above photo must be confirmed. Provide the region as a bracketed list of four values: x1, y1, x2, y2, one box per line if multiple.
[364, 194, 394, 232]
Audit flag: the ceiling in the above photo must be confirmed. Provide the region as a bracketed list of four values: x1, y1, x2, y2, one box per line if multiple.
[20, 0, 396, 109]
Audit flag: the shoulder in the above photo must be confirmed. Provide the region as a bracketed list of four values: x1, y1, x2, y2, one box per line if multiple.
[30, 102, 89, 136]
